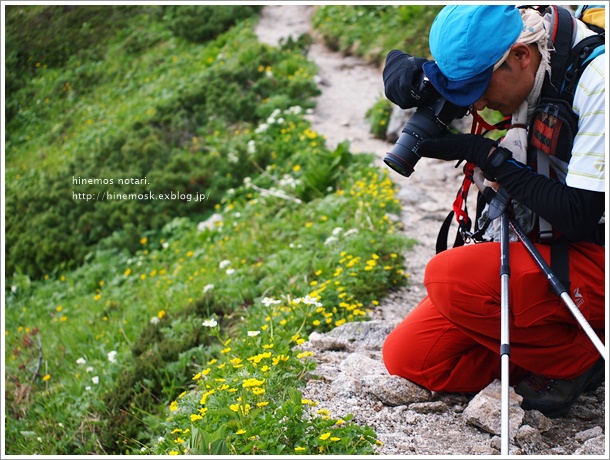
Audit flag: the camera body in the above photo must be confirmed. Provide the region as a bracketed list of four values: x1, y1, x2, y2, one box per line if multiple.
[383, 70, 469, 178]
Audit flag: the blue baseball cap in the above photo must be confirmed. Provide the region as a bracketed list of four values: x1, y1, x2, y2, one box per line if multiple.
[422, 5, 523, 107]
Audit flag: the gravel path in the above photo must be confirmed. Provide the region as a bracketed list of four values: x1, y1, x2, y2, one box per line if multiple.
[254, 5, 606, 457]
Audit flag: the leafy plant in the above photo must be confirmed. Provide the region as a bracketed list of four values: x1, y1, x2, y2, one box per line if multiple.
[366, 97, 394, 139]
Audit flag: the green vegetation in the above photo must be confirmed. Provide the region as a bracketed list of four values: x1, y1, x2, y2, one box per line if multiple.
[3, 4, 439, 455]
[311, 5, 443, 65]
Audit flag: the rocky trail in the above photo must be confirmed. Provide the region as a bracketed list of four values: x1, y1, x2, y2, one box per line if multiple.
[255, 5, 606, 456]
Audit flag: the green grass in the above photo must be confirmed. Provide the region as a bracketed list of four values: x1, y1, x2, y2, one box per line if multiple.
[3, 4, 433, 455]
[311, 5, 443, 65]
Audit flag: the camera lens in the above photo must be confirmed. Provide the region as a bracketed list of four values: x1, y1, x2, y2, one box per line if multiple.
[384, 97, 468, 177]
[384, 130, 423, 177]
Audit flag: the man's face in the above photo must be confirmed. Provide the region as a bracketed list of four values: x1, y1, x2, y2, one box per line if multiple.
[472, 44, 536, 116]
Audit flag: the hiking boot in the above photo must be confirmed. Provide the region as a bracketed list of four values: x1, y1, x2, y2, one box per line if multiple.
[514, 358, 605, 418]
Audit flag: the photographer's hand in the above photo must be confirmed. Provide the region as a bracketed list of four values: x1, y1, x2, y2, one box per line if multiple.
[383, 50, 433, 109]
[418, 134, 512, 181]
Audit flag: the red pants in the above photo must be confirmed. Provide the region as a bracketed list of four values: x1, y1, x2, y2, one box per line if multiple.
[382, 241, 605, 393]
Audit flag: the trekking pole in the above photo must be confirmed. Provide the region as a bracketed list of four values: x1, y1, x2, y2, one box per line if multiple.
[499, 208, 511, 456]
[486, 186, 512, 456]
[507, 216, 606, 360]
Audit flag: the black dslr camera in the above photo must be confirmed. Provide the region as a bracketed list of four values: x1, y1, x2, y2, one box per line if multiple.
[383, 51, 469, 178]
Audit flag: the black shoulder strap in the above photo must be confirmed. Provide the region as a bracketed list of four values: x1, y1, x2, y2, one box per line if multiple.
[546, 5, 576, 98]
[545, 5, 605, 101]
[562, 34, 606, 99]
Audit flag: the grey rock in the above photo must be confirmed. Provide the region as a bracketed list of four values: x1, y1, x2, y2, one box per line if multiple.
[575, 425, 604, 443]
[360, 374, 432, 406]
[462, 379, 524, 438]
[516, 424, 546, 454]
[574, 434, 605, 456]
[409, 401, 448, 414]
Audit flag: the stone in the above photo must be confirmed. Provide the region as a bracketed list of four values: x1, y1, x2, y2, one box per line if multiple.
[463, 379, 524, 438]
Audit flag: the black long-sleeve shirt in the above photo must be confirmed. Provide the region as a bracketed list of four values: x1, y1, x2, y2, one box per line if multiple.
[495, 159, 605, 243]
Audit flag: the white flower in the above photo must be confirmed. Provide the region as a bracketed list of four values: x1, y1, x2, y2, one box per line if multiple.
[150, 316, 160, 325]
[247, 139, 256, 155]
[226, 268, 235, 275]
[85, 386, 92, 391]
[219, 259, 231, 269]
[86, 366, 94, 373]
[158, 437, 165, 443]
[202, 319, 218, 328]
[107, 350, 118, 363]
[247, 330, 261, 337]
[287, 106, 302, 115]
[162, 242, 169, 249]
[255, 123, 268, 133]
[261, 297, 281, 306]
[324, 236, 338, 246]
[92, 376, 99, 385]
[279, 174, 298, 189]
[228, 151, 239, 163]
[302, 295, 323, 307]
[332, 227, 343, 235]
[76, 357, 87, 365]
[203, 284, 214, 293]
[344, 229, 359, 237]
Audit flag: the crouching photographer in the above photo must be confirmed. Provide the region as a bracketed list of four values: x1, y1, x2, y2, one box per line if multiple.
[381, 5, 605, 418]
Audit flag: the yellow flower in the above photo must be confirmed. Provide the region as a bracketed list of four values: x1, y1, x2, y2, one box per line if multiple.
[140, 237, 148, 244]
[319, 432, 331, 440]
[169, 451, 179, 455]
[330, 437, 341, 442]
[272, 354, 289, 365]
[297, 351, 314, 359]
[169, 401, 178, 411]
[190, 414, 203, 422]
[42, 374, 51, 381]
[236, 429, 246, 435]
[242, 378, 265, 388]
[295, 447, 306, 452]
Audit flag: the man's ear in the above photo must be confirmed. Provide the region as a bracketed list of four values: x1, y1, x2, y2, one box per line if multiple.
[511, 43, 533, 69]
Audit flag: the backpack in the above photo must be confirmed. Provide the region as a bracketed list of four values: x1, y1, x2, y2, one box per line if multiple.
[576, 4, 605, 33]
[437, 5, 606, 254]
